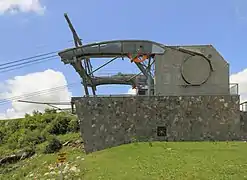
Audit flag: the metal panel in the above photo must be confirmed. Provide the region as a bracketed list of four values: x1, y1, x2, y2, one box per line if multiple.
[155, 45, 230, 96]
[181, 55, 211, 85]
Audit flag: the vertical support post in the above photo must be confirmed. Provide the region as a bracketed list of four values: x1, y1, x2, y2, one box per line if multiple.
[147, 57, 153, 96]
[71, 101, 75, 114]
[237, 83, 239, 95]
[72, 57, 89, 96]
[147, 75, 151, 96]
[81, 80, 89, 96]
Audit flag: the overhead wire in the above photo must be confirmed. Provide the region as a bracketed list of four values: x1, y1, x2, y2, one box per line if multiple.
[0, 40, 153, 106]
[0, 38, 76, 72]
[0, 81, 81, 106]
[0, 51, 58, 67]
[0, 40, 80, 110]
[0, 57, 58, 74]
[0, 55, 59, 74]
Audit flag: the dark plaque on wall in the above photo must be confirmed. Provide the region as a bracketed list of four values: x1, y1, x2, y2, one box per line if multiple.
[157, 126, 167, 137]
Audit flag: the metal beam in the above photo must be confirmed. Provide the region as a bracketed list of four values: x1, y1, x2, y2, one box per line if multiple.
[17, 100, 70, 104]
[89, 56, 119, 75]
[18, 100, 74, 113]
[64, 13, 96, 95]
[71, 57, 90, 96]
[134, 58, 155, 96]
[64, 13, 92, 74]
[134, 62, 153, 81]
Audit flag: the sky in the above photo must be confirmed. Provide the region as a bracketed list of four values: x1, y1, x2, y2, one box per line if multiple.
[0, 0, 247, 119]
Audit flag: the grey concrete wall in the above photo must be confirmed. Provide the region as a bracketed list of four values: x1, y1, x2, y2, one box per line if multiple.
[73, 95, 240, 154]
[155, 45, 230, 96]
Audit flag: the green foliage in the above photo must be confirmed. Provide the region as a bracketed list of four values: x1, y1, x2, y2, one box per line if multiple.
[43, 137, 62, 154]
[0, 109, 79, 155]
[68, 117, 80, 132]
[0, 129, 4, 144]
[47, 114, 71, 135]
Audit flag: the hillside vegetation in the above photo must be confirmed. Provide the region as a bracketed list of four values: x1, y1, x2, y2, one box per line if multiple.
[0, 109, 79, 156]
[1, 110, 247, 180]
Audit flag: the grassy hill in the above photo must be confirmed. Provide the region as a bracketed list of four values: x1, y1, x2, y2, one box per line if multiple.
[1, 140, 247, 180]
[1, 110, 247, 180]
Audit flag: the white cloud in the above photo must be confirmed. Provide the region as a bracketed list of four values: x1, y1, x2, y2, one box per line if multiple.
[230, 68, 247, 103]
[0, 0, 45, 15]
[127, 88, 137, 95]
[0, 69, 72, 119]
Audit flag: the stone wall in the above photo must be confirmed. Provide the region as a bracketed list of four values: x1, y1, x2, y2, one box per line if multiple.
[72, 95, 240, 154]
[240, 111, 247, 139]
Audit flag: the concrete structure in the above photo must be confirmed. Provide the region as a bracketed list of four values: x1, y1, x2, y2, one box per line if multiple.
[154, 45, 230, 96]
[59, 40, 232, 96]
[73, 95, 240, 153]
[58, 40, 241, 154]
[57, 14, 242, 154]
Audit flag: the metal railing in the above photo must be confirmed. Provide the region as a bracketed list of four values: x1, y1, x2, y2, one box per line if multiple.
[240, 101, 247, 112]
[75, 83, 240, 97]
[229, 83, 239, 95]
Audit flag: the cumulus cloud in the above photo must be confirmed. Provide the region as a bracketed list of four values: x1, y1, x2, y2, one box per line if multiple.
[230, 68, 247, 103]
[0, 0, 45, 15]
[0, 69, 72, 119]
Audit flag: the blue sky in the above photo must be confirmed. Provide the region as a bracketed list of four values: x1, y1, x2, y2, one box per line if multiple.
[0, 0, 247, 117]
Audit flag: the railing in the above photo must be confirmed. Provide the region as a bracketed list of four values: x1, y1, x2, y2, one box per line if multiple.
[240, 101, 247, 112]
[229, 83, 239, 95]
[75, 83, 240, 97]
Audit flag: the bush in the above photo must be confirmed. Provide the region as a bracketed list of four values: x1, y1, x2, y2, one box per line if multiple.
[0, 109, 79, 154]
[44, 108, 57, 114]
[44, 137, 62, 154]
[68, 118, 80, 132]
[0, 130, 4, 144]
[20, 129, 46, 147]
[48, 115, 70, 135]
[7, 129, 28, 149]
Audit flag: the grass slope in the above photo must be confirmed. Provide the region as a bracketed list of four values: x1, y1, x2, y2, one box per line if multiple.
[1, 140, 247, 180]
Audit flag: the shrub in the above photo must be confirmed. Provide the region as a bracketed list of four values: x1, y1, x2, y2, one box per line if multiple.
[20, 129, 46, 147]
[0, 130, 5, 144]
[44, 108, 57, 114]
[48, 115, 70, 135]
[7, 129, 27, 149]
[44, 137, 62, 154]
[1, 109, 79, 154]
[68, 118, 80, 132]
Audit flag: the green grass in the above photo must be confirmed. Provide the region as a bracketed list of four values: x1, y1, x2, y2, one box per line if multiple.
[1, 140, 247, 180]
